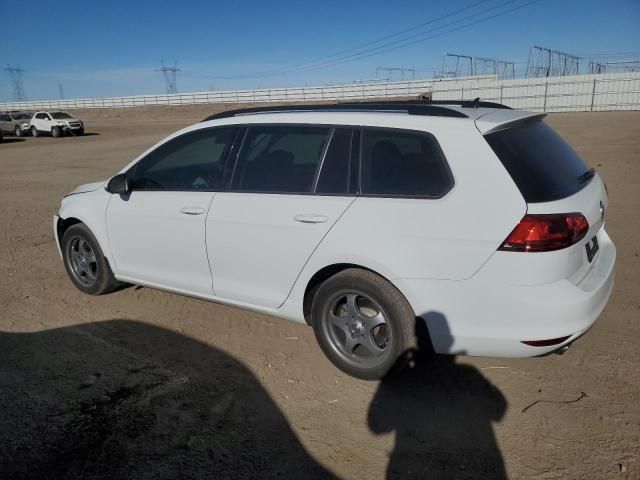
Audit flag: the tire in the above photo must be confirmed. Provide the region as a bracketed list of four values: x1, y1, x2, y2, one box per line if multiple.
[52, 126, 61, 138]
[311, 268, 416, 380]
[76, 128, 84, 136]
[61, 223, 120, 295]
[15, 126, 22, 137]
[31, 126, 38, 137]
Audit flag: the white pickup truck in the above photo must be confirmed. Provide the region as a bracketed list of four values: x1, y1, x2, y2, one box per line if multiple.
[30, 111, 84, 137]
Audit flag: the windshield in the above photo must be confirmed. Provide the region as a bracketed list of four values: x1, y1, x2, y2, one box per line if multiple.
[51, 112, 73, 119]
[485, 120, 591, 203]
[12, 113, 31, 120]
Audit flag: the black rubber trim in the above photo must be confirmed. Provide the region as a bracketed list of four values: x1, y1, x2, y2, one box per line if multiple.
[202, 103, 468, 122]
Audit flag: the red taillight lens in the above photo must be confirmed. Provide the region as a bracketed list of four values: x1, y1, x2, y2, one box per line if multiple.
[499, 213, 589, 252]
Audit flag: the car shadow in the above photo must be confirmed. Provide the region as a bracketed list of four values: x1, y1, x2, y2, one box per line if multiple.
[0, 138, 26, 144]
[0, 319, 338, 479]
[368, 312, 508, 479]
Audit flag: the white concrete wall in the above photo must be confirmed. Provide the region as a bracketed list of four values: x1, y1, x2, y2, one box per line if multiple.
[2, 72, 639, 112]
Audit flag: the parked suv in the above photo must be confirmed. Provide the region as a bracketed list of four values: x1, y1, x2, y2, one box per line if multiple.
[31, 111, 84, 137]
[0, 111, 32, 137]
[53, 102, 615, 379]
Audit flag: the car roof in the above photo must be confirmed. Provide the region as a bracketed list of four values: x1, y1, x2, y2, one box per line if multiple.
[199, 101, 543, 135]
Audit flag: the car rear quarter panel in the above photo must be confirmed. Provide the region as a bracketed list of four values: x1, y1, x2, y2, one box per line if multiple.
[282, 122, 526, 317]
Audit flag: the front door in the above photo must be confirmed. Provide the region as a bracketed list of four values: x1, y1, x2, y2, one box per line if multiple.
[106, 126, 238, 295]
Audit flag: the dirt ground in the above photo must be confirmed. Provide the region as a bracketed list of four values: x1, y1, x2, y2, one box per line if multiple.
[0, 106, 638, 479]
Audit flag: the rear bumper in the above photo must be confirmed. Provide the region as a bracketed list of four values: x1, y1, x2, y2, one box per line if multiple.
[394, 229, 616, 357]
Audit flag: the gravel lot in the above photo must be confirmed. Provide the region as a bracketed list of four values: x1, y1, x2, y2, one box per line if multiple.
[1, 106, 638, 479]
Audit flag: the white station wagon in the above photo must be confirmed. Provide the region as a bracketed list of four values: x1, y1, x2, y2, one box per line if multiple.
[54, 101, 616, 379]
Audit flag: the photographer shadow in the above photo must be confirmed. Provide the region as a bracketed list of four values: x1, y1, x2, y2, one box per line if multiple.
[0, 319, 337, 479]
[368, 312, 508, 479]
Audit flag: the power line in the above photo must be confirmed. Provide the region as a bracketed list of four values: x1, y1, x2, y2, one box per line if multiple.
[189, 0, 533, 80]
[187, 0, 493, 80]
[289, 0, 543, 76]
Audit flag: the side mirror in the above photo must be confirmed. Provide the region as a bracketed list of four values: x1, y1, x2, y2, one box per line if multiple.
[106, 173, 130, 194]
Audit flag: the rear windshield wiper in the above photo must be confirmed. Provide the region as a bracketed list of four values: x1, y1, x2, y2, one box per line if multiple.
[577, 168, 595, 185]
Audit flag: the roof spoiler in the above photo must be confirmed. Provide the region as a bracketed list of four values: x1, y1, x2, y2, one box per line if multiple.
[476, 112, 547, 135]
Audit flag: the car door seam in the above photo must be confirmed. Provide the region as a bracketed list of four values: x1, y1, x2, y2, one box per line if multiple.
[277, 196, 358, 309]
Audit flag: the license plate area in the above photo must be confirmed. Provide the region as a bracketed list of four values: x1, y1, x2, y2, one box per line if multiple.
[585, 235, 599, 263]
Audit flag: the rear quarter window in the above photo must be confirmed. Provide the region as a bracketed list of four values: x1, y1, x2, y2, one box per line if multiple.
[360, 128, 453, 197]
[485, 121, 592, 203]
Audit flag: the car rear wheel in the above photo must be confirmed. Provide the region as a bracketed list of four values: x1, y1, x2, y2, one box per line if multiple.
[61, 223, 121, 295]
[31, 126, 38, 137]
[14, 126, 22, 137]
[311, 268, 416, 380]
[52, 126, 61, 138]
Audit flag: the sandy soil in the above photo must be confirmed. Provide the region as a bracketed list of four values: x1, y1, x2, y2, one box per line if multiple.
[0, 106, 638, 479]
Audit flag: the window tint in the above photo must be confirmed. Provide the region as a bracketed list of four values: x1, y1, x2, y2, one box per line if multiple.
[360, 128, 452, 197]
[0, 114, 10, 121]
[51, 112, 73, 119]
[315, 128, 352, 194]
[129, 127, 237, 191]
[232, 125, 330, 193]
[36, 113, 47, 120]
[485, 121, 591, 203]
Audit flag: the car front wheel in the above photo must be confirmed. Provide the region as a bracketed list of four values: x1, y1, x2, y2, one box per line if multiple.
[52, 126, 61, 138]
[61, 223, 120, 295]
[311, 268, 416, 380]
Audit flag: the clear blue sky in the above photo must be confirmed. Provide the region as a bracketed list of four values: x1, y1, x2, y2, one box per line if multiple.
[1, 0, 638, 101]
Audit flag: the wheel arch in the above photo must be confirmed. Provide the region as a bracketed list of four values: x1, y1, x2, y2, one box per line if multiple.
[302, 262, 413, 326]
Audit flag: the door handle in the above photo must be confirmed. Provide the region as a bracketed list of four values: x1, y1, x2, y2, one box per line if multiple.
[179, 206, 206, 215]
[293, 214, 329, 224]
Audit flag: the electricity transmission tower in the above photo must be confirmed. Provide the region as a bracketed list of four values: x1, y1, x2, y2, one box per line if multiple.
[525, 46, 580, 78]
[5, 65, 27, 101]
[588, 62, 606, 74]
[58, 83, 65, 100]
[440, 54, 473, 78]
[439, 54, 515, 80]
[375, 67, 416, 80]
[156, 60, 180, 94]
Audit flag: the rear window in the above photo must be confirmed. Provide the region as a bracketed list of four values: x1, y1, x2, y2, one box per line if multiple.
[485, 121, 592, 203]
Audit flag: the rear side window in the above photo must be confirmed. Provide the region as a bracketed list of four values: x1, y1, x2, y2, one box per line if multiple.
[485, 121, 591, 203]
[315, 128, 352, 194]
[232, 125, 330, 193]
[360, 128, 452, 197]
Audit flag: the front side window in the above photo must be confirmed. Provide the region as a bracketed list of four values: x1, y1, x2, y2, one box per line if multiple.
[232, 125, 330, 193]
[129, 127, 237, 191]
[360, 128, 453, 197]
[51, 112, 72, 119]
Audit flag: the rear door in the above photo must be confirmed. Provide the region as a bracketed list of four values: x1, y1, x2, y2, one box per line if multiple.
[206, 125, 355, 308]
[106, 126, 238, 295]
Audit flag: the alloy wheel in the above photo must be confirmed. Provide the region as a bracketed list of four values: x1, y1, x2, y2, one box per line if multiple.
[67, 236, 99, 287]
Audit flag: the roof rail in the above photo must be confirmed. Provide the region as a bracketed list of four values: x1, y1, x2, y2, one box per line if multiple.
[202, 102, 468, 122]
[425, 98, 512, 110]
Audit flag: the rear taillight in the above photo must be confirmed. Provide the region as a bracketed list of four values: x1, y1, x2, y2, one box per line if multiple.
[499, 213, 589, 252]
